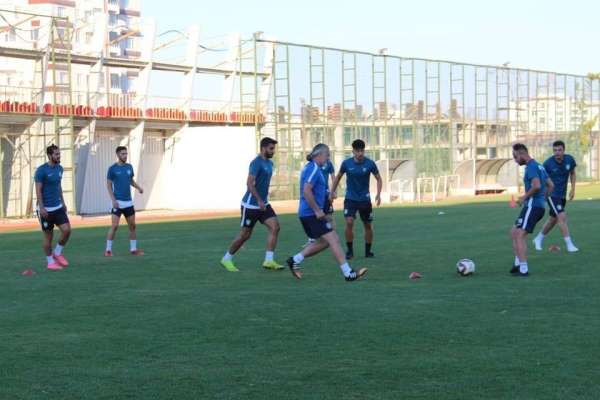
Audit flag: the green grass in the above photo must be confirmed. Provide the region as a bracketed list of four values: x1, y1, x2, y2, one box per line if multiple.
[2, 186, 600, 399]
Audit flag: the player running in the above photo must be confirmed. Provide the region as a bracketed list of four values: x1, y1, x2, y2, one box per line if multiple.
[330, 139, 382, 259]
[533, 140, 579, 252]
[286, 144, 367, 281]
[220, 137, 283, 272]
[34, 145, 71, 271]
[304, 154, 336, 246]
[105, 146, 145, 257]
[510, 143, 554, 277]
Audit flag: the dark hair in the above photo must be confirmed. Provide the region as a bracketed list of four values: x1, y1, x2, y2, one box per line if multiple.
[352, 139, 366, 150]
[552, 140, 565, 149]
[116, 146, 127, 154]
[512, 143, 528, 153]
[306, 143, 330, 161]
[260, 137, 278, 148]
[46, 144, 59, 156]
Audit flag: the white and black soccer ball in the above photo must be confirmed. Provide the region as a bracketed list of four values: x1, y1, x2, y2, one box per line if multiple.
[456, 259, 475, 276]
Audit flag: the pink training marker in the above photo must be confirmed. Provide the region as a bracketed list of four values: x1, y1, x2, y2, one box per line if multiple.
[409, 272, 422, 280]
[21, 269, 36, 276]
[548, 245, 561, 252]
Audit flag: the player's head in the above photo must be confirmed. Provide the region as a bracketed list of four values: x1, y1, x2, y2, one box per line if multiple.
[352, 139, 366, 161]
[46, 144, 60, 164]
[115, 146, 128, 163]
[512, 143, 530, 166]
[552, 140, 565, 161]
[306, 143, 330, 166]
[260, 137, 278, 159]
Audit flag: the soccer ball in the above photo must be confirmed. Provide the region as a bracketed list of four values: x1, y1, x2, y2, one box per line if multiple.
[456, 259, 475, 276]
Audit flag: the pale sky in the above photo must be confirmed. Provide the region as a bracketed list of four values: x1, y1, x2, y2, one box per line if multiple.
[145, 0, 599, 76]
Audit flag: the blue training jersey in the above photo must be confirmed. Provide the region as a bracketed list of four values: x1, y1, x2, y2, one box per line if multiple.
[524, 159, 548, 209]
[242, 156, 273, 209]
[299, 161, 328, 217]
[339, 157, 379, 202]
[107, 163, 135, 202]
[543, 154, 576, 199]
[34, 163, 63, 208]
[321, 160, 335, 191]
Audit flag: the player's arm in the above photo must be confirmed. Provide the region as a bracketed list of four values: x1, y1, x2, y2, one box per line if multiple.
[518, 177, 541, 205]
[330, 164, 346, 200]
[106, 179, 118, 209]
[545, 177, 554, 199]
[35, 181, 47, 218]
[59, 182, 67, 213]
[246, 174, 265, 210]
[131, 178, 144, 194]
[569, 169, 576, 200]
[373, 172, 383, 206]
[303, 182, 325, 220]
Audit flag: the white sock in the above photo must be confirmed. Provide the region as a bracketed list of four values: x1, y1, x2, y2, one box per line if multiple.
[564, 236, 574, 246]
[223, 251, 233, 261]
[46, 256, 54, 265]
[519, 262, 528, 274]
[106, 240, 113, 251]
[340, 262, 352, 277]
[307, 238, 316, 243]
[514, 256, 520, 267]
[265, 251, 274, 262]
[130, 240, 137, 251]
[535, 232, 545, 242]
[293, 253, 304, 264]
[54, 244, 63, 256]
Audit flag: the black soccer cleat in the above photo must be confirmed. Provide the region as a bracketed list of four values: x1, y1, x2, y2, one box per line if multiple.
[286, 257, 302, 280]
[345, 267, 368, 282]
[345, 250, 354, 260]
[365, 251, 375, 258]
[510, 266, 520, 274]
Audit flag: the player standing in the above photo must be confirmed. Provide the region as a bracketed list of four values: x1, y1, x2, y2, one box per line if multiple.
[220, 137, 283, 272]
[286, 144, 367, 281]
[510, 143, 554, 277]
[330, 139, 382, 259]
[34, 145, 71, 271]
[533, 140, 579, 252]
[105, 146, 145, 256]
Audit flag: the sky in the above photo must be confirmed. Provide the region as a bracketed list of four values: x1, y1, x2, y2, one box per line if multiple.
[144, 0, 600, 76]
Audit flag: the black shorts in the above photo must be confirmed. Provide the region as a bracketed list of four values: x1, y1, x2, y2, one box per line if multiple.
[324, 198, 334, 215]
[111, 206, 136, 218]
[343, 199, 373, 223]
[37, 207, 69, 232]
[547, 197, 566, 218]
[240, 204, 277, 229]
[514, 205, 545, 234]
[300, 216, 333, 240]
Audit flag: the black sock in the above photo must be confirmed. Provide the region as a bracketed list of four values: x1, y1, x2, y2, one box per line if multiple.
[366, 242, 372, 254]
[346, 242, 354, 253]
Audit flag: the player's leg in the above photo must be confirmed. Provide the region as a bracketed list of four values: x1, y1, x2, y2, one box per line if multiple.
[51, 208, 71, 267]
[125, 208, 143, 255]
[43, 229, 62, 270]
[321, 230, 367, 281]
[534, 197, 559, 250]
[262, 213, 283, 270]
[555, 209, 578, 252]
[105, 210, 120, 256]
[52, 221, 71, 267]
[514, 228, 529, 275]
[221, 207, 258, 271]
[359, 203, 374, 257]
[343, 199, 356, 259]
[510, 226, 521, 273]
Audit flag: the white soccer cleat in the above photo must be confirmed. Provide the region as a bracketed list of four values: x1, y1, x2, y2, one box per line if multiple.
[533, 238, 543, 251]
[567, 244, 579, 253]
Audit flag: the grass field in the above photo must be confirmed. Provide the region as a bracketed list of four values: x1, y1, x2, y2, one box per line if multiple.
[2, 187, 600, 399]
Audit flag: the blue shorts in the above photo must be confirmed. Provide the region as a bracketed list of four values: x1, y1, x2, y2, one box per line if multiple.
[514, 206, 545, 234]
[343, 199, 373, 223]
[324, 198, 334, 215]
[240, 204, 277, 229]
[111, 206, 135, 218]
[300, 216, 333, 240]
[547, 197, 566, 218]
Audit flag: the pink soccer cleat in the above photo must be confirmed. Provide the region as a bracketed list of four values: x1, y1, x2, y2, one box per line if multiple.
[53, 254, 69, 267]
[47, 262, 63, 271]
[104, 250, 113, 257]
[130, 249, 144, 256]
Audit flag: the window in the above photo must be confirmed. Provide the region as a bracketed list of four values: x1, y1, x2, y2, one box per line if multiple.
[57, 7, 66, 18]
[31, 28, 39, 41]
[110, 73, 120, 89]
[109, 13, 118, 26]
